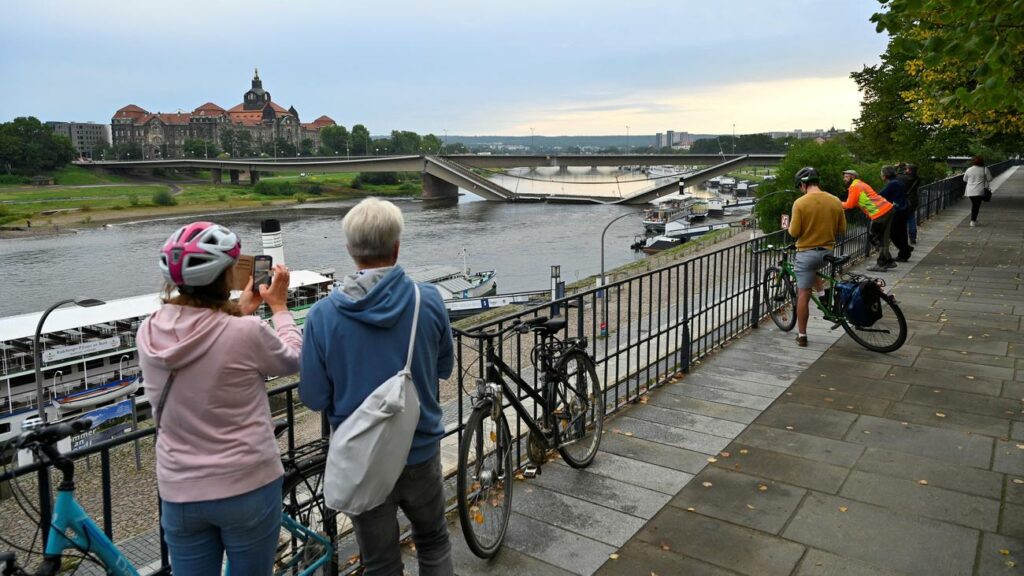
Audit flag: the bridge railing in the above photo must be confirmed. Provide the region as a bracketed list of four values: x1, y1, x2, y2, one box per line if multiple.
[0, 162, 993, 574]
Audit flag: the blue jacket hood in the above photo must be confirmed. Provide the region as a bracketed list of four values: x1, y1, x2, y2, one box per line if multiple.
[328, 265, 412, 328]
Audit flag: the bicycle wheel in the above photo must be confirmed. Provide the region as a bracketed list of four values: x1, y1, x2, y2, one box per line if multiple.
[763, 267, 796, 332]
[457, 404, 513, 559]
[278, 453, 332, 576]
[840, 293, 908, 353]
[554, 349, 604, 468]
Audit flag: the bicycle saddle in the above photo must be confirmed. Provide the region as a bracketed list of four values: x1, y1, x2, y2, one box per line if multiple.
[533, 316, 566, 335]
[823, 254, 850, 267]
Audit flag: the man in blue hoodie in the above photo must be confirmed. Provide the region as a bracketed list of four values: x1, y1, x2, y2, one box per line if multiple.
[300, 197, 454, 576]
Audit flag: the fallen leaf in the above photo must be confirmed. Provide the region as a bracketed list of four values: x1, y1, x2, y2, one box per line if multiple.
[901, 422, 909, 426]
[839, 506, 848, 512]
[785, 426, 794, 430]
[707, 457, 718, 463]
[999, 549, 1010, 556]
[746, 504, 756, 510]
[609, 553, 619, 560]
[1013, 478, 1024, 485]
[702, 481, 713, 488]
[660, 543, 670, 551]
[936, 412, 947, 418]
[828, 387, 836, 391]
[1008, 560, 1017, 568]
[739, 449, 749, 455]
[624, 431, 634, 437]
[758, 484, 768, 492]
[863, 430, 871, 435]
[846, 405, 855, 409]
[918, 480, 929, 485]
[824, 398, 834, 403]
[720, 451, 731, 458]
[966, 375, 975, 380]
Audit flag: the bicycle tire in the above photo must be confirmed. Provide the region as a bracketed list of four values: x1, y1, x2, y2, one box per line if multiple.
[839, 293, 908, 353]
[278, 452, 333, 576]
[457, 403, 513, 559]
[554, 350, 604, 468]
[763, 267, 796, 332]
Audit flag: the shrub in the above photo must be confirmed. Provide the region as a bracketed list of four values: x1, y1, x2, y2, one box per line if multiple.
[261, 200, 271, 206]
[399, 182, 418, 192]
[217, 192, 228, 202]
[350, 176, 364, 189]
[152, 189, 177, 206]
[357, 171, 400, 185]
[79, 205, 92, 212]
[111, 205, 125, 210]
[0, 175, 30, 185]
[294, 193, 307, 204]
[128, 194, 139, 206]
[254, 180, 298, 196]
[307, 182, 323, 195]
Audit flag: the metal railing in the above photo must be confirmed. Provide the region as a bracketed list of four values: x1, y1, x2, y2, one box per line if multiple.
[2, 160, 1007, 573]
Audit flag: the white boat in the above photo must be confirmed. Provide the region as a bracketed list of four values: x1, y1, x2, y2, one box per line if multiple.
[639, 235, 685, 254]
[645, 165, 684, 180]
[52, 375, 140, 413]
[706, 196, 725, 217]
[408, 265, 497, 299]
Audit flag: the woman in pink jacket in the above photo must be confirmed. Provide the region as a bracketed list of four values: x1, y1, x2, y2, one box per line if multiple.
[137, 221, 301, 576]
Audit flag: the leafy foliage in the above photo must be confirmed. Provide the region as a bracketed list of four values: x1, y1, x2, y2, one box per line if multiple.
[754, 140, 855, 233]
[183, 139, 220, 159]
[871, 0, 1024, 141]
[151, 189, 177, 206]
[351, 124, 371, 155]
[0, 117, 76, 174]
[319, 125, 350, 155]
[689, 134, 795, 155]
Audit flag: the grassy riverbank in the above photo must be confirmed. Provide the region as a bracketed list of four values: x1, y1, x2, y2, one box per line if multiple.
[0, 168, 421, 231]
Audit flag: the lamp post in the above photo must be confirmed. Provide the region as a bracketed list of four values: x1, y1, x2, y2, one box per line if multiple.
[119, 354, 130, 380]
[34, 298, 105, 423]
[530, 127, 535, 154]
[443, 128, 448, 152]
[625, 125, 630, 154]
[599, 210, 642, 337]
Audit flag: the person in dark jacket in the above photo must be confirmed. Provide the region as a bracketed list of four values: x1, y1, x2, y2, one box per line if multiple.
[879, 165, 912, 261]
[897, 163, 921, 244]
[299, 197, 454, 576]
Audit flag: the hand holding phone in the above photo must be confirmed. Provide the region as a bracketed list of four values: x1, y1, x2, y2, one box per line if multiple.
[252, 255, 272, 295]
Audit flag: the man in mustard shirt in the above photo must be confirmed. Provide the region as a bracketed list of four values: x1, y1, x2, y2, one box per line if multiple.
[787, 167, 847, 346]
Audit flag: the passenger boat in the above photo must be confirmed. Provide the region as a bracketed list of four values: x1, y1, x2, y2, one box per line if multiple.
[52, 376, 140, 414]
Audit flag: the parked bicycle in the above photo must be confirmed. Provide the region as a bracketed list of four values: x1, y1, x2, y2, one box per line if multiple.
[0, 418, 333, 576]
[453, 315, 604, 558]
[756, 244, 907, 353]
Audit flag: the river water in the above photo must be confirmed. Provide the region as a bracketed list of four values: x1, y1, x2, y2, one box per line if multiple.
[1, 170, 659, 317]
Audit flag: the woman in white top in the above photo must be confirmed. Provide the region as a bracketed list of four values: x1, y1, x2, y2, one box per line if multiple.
[963, 155, 993, 227]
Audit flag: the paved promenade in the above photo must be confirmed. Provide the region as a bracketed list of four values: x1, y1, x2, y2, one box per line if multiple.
[423, 166, 1023, 576]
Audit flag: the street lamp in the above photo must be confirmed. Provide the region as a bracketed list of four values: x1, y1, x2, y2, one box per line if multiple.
[34, 298, 106, 423]
[599, 210, 643, 338]
[530, 127, 535, 154]
[625, 125, 630, 154]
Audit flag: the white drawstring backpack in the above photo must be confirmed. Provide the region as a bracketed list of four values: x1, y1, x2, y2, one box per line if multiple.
[323, 284, 422, 515]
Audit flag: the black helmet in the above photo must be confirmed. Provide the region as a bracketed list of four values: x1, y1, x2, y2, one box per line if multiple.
[794, 166, 819, 188]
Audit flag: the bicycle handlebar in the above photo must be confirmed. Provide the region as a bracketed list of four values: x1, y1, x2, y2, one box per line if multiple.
[17, 418, 93, 450]
[453, 316, 549, 340]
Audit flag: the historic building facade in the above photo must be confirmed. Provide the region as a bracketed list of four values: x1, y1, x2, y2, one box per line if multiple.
[111, 70, 335, 159]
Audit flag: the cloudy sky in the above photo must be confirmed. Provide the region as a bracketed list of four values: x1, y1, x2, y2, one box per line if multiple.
[0, 0, 888, 137]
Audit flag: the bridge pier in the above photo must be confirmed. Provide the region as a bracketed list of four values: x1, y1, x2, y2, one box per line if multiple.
[558, 166, 569, 174]
[249, 171, 261, 186]
[421, 173, 459, 200]
[211, 168, 222, 184]
[229, 170, 240, 185]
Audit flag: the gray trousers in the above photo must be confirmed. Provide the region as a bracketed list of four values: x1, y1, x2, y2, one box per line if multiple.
[869, 211, 894, 266]
[350, 451, 453, 576]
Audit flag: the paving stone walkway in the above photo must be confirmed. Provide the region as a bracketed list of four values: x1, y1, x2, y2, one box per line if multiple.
[414, 165, 1023, 576]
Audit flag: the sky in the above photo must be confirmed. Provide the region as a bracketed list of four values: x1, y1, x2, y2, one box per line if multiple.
[0, 0, 889, 137]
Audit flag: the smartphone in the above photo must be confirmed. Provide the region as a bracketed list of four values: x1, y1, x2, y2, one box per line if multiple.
[252, 255, 272, 294]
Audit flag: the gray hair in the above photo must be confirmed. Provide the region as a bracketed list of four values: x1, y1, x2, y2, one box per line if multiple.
[342, 198, 404, 263]
[881, 165, 897, 180]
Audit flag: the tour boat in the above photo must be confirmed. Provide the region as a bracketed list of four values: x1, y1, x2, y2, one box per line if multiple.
[52, 376, 140, 413]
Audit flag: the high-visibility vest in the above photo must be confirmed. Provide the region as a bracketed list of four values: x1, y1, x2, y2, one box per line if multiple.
[842, 179, 892, 220]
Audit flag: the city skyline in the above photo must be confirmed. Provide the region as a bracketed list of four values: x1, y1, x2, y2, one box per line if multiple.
[0, 1, 888, 136]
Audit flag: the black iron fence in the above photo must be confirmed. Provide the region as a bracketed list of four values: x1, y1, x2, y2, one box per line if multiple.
[2, 159, 1016, 574]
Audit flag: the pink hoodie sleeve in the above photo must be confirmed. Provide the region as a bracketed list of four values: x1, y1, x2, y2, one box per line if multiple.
[251, 311, 302, 377]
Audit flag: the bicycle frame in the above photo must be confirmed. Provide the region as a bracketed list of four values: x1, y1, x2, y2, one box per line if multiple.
[44, 488, 138, 576]
[775, 250, 844, 321]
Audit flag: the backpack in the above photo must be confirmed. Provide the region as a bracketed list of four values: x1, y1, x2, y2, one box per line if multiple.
[837, 280, 884, 327]
[323, 284, 422, 516]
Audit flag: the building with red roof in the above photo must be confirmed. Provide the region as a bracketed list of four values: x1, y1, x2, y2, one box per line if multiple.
[111, 69, 336, 159]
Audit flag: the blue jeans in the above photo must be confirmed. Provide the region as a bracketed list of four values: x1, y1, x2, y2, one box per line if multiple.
[907, 210, 918, 242]
[351, 451, 453, 576]
[161, 476, 283, 576]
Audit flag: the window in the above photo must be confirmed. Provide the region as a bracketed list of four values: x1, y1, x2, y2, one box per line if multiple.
[0, 422, 9, 435]
[85, 357, 105, 370]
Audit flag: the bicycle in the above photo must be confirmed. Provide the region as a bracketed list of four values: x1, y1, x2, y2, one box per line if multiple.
[452, 315, 604, 559]
[756, 244, 908, 353]
[0, 418, 333, 576]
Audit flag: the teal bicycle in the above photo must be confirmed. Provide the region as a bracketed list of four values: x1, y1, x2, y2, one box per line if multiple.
[755, 244, 907, 353]
[1, 419, 333, 576]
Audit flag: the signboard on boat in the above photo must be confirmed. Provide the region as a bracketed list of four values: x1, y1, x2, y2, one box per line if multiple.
[69, 398, 135, 451]
[43, 336, 121, 363]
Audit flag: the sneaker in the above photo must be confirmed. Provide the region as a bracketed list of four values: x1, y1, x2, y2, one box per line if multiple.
[795, 335, 808, 347]
[895, 256, 910, 262]
[866, 265, 888, 272]
[910, 238, 917, 245]
[970, 221, 976, 227]
[885, 261, 898, 269]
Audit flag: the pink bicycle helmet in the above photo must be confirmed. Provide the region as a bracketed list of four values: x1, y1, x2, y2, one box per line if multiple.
[159, 222, 241, 287]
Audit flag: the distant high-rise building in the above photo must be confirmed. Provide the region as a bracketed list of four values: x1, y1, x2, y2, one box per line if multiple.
[46, 121, 109, 159]
[655, 132, 665, 148]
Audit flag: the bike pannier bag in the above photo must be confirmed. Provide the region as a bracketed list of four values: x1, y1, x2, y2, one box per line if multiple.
[840, 280, 884, 327]
[324, 285, 422, 516]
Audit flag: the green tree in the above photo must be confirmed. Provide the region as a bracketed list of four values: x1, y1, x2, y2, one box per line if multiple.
[351, 124, 371, 155]
[183, 139, 219, 159]
[754, 140, 855, 233]
[318, 125, 350, 155]
[441, 142, 468, 154]
[421, 134, 443, 154]
[300, 138, 315, 156]
[389, 130, 422, 154]
[0, 117, 76, 174]
[871, 0, 1024, 140]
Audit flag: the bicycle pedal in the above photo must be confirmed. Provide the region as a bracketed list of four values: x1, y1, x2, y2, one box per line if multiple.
[522, 465, 540, 478]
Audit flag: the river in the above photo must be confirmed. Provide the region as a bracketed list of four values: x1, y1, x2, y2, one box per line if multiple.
[1, 172, 658, 317]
